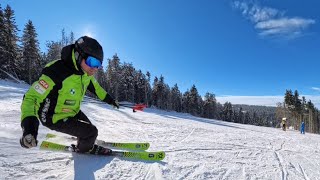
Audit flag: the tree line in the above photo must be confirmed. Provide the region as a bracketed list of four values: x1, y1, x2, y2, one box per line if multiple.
[1, 4, 319, 133]
[275, 90, 320, 133]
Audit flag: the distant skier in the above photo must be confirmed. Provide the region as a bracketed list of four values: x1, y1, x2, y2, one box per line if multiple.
[20, 36, 119, 154]
[300, 121, 305, 134]
[281, 118, 286, 131]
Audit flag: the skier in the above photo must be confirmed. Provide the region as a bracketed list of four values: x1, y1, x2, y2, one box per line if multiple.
[300, 121, 305, 134]
[20, 36, 119, 155]
[281, 118, 286, 131]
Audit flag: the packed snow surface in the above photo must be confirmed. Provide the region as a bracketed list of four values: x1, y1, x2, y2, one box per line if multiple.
[0, 80, 320, 180]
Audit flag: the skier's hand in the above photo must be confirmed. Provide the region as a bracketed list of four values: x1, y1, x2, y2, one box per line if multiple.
[20, 116, 39, 149]
[105, 94, 119, 109]
[20, 134, 38, 148]
[112, 100, 119, 109]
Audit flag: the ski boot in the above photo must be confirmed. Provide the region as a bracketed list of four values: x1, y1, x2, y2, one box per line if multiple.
[70, 144, 80, 152]
[88, 144, 113, 155]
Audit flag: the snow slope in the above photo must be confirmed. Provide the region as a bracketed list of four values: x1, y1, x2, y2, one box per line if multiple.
[1, 80, 320, 180]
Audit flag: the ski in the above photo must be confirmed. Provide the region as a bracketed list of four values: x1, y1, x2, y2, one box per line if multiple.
[40, 141, 165, 161]
[45, 133, 150, 151]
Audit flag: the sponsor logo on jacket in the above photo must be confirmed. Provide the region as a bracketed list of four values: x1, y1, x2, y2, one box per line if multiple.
[64, 100, 76, 106]
[39, 80, 49, 89]
[41, 98, 50, 123]
[34, 84, 45, 94]
[62, 108, 72, 113]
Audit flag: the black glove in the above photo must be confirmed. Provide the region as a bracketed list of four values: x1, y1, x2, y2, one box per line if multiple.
[20, 134, 38, 148]
[20, 117, 39, 148]
[112, 100, 119, 109]
[104, 94, 119, 109]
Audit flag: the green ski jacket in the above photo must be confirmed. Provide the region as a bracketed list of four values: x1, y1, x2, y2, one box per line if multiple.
[21, 44, 112, 125]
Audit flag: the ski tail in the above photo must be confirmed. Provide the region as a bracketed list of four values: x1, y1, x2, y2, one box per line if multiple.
[39, 141, 165, 161]
[40, 140, 71, 152]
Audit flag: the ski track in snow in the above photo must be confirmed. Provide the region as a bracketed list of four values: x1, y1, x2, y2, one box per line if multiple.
[1, 80, 320, 180]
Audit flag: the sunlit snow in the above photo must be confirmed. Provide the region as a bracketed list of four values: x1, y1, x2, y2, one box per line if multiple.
[0, 80, 319, 180]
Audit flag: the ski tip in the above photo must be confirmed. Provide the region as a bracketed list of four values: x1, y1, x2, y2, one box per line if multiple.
[154, 151, 165, 161]
[147, 151, 165, 161]
[123, 151, 165, 161]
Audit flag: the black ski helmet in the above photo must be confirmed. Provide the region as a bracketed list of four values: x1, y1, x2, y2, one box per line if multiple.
[74, 36, 104, 62]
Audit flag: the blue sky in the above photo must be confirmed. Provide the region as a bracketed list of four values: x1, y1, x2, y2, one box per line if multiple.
[2, 0, 320, 106]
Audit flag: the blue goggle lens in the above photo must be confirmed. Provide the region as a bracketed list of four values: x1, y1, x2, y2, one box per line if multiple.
[85, 56, 102, 68]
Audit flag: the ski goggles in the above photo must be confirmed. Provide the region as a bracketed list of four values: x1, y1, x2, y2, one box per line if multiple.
[85, 56, 102, 68]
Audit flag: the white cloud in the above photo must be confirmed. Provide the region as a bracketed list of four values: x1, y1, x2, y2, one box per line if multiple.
[232, 1, 315, 39]
[255, 18, 315, 37]
[312, 87, 320, 92]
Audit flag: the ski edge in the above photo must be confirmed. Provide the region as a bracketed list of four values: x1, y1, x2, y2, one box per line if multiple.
[45, 133, 150, 151]
[40, 141, 165, 161]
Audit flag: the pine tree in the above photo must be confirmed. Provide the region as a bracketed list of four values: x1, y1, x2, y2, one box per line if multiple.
[284, 89, 294, 110]
[189, 85, 202, 116]
[182, 85, 202, 116]
[233, 110, 239, 123]
[152, 75, 166, 109]
[95, 68, 107, 89]
[157, 75, 169, 109]
[61, 28, 68, 46]
[151, 75, 169, 109]
[222, 102, 233, 122]
[44, 41, 61, 63]
[182, 90, 191, 113]
[118, 62, 135, 102]
[0, 5, 6, 78]
[69, 31, 75, 44]
[21, 20, 41, 84]
[293, 90, 302, 126]
[152, 76, 159, 107]
[252, 111, 258, 125]
[306, 100, 315, 133]
[106, 54, 121, 100]
[39, 52, 48, 68]
[158, 76, 165, 109]
[163, 83, 170, 110]
[244, 111, 250, 124]
[42, 28, 73, 65]
[134, 70, 146, 103]
[3, 5, 20, 77]
[238, 107, 244, 124]
[203, 92, 217, 119]
[171, 84, 182, 112]
[145, 71, 151, 106]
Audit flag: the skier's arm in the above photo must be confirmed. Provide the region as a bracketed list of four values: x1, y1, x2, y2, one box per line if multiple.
[20, 75, 55, 148]
[87, 78, 119, 108]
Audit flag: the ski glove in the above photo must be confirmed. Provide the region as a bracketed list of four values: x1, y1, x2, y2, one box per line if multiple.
[112, 100, 119, 109]
[104, 94, 119, 109]
[20, 134, 38, 148]
[20, 116, 39, 148]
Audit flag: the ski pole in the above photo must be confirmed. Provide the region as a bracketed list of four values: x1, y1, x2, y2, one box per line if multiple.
[84, 97, 147, 112]
[119, 103, 147, 112]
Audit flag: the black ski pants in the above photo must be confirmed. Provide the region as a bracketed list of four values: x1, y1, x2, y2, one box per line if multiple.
[45, 111, 98, 153]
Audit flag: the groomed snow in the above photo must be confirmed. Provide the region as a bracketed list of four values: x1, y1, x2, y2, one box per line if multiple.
[0, 80, 320, 180]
